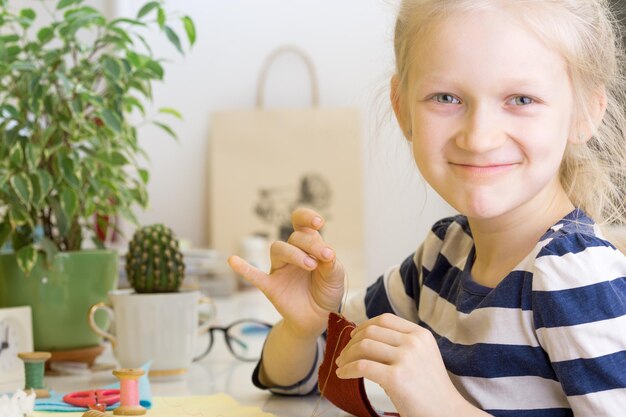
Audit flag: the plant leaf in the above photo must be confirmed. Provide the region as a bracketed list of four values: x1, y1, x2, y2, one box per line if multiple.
[10, 174, 33, 206]
[19, 8, 36, 27]
[111, 151, 128, 166]
[101, 109, 122, 133]
[157, 7, 166, 28]
[59, 155, 80, 188]
[91, 236, 105, 249]
[20, 8, 36, 20]
[37, 170, 54, 201]
[164, 26, 182, 54]
[16, 245, 37, 275]
[158, 107, 182, 119]
[123, 96, 145, 115]
[60, 187, 78, 220]
[9, 145, 24, 167]
[30, 173, 42, 207]
[9, 206, 30, 228]
[37, 27, 54, 44]
[153, 121, 177, 140]
[11, 62, 36, 71]
[40, 237, 59, 267]
[24, 143, 40, 171]
[138, 168, 149, 184]
[0, 221, 11, 249]
[103, 56, 121, 79]
[145, 59, 163, 79]
[57, 0, 83, 10]
[182, 16, 196, 46]
[110, 17, 146, 27]
[137, 1, 159, 19]
[0, 34, 20, 43]
[51, 199, 68, 237]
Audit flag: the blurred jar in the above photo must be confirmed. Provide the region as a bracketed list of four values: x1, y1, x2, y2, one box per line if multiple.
[239, 234, 271, 288]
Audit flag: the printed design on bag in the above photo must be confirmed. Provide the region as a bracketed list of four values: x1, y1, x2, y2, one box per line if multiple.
[254, 173, 332, 241]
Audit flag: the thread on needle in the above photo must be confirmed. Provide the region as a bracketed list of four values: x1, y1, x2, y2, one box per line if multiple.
[311, 319, 354, 417]
[311, 271, 352, 417]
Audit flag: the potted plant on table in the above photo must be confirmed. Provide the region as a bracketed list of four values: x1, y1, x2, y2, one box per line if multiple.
[89, 224, 213, 378]
[0, 0, 195, 360]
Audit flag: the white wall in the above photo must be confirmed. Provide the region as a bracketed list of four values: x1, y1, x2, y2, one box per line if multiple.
[66, 1, 457, 285]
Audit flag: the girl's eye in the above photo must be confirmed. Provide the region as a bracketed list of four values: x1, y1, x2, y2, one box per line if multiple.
[511, 96, 534, 106]
[431, 94, 461, 104]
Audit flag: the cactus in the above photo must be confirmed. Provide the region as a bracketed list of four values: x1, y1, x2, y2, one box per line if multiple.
[125, 224, 185, 293]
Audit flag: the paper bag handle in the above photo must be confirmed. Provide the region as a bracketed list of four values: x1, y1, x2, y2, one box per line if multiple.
[256, 45, 320, 108]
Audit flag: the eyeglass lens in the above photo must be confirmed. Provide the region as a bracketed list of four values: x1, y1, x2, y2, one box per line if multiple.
[226, 321, 271, 361]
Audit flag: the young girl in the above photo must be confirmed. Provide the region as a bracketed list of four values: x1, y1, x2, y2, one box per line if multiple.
[229, 1, 626, 415]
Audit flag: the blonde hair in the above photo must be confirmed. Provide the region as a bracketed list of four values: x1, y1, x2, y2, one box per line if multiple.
[393, 0, 626, 248]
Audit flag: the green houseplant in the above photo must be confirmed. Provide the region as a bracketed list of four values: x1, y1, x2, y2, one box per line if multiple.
[0, 0, 195, 353]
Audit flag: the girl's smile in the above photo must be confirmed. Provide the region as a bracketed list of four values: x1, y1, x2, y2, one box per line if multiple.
[448, 161, 520, 180]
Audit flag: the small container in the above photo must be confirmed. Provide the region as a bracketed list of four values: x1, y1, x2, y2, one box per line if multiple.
[239, 234, 271, 287]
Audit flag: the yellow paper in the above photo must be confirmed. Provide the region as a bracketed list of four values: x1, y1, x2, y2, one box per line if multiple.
[32, 394, 278, 417]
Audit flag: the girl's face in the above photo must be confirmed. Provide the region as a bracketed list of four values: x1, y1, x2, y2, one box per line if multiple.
[402, 9, 576, 221]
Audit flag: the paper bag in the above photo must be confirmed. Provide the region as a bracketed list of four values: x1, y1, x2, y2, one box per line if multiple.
[209, 46, 365, 286]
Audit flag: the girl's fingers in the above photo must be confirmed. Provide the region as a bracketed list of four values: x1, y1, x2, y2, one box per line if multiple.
[269, 238, 342, 287]
[336, 359, 388, 384]
[315, 251, 345, 287]
[352, 313, 417, 337]
[269, 240, 318, 273]
[291, 207, 325, 231]
[227, 256, 270, 292]
[341, 325, 405, 354]
[287, 230, 335, 264]
[336, 338, 397, 368]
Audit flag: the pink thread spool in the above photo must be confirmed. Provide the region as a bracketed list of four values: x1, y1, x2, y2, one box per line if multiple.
[112, 368, 146, 416]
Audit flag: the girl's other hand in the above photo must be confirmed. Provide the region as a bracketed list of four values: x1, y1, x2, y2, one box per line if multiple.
[335, 313, 475, 417]
[228, 207, 346, 340]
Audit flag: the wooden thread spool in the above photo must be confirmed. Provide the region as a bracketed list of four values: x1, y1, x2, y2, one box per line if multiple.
[112, 368, 146, 416]
[17, 352, 51, 398]
[82, 411, 107, 417]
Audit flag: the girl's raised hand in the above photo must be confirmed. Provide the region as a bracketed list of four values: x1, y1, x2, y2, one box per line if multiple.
[335, 313, 474, 417]
[228, 207, 346, 340]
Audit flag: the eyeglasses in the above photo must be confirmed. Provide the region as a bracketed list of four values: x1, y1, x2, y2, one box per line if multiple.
[194, 319, 273, 362]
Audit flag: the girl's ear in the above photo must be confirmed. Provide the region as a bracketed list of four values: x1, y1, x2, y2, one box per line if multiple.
[390, 75, 412, 140]
[571, 87, 607, 144]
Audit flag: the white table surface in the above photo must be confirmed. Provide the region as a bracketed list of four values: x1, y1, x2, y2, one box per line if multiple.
[43, 288, 396, 417]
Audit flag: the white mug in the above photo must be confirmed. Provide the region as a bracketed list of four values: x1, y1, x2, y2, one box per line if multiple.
[88, 289, 214, 378]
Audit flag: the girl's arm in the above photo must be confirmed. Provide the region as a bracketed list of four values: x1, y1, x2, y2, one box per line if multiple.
[228, 208, 346, 390]
[256, 319, 321, 388]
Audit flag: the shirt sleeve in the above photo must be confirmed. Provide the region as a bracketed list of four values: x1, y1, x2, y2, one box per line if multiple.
[251, 335, 326, 396]
[531, 233, 626, 417]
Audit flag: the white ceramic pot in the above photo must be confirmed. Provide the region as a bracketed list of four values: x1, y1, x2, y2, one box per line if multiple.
[88, 289, 214, 378]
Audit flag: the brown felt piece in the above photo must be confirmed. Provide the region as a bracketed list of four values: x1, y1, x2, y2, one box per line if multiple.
[318, 312, 400, 417]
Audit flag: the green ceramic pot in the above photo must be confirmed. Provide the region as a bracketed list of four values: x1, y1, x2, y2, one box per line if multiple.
[0, 250, 118, 351]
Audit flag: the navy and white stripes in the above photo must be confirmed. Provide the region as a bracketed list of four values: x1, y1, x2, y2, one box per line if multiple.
[253, 209, 626, 416]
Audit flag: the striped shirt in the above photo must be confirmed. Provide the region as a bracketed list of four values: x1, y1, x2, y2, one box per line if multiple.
[253, 208, 626, 416]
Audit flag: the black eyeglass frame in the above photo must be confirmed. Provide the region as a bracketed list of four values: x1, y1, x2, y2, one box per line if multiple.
[193, 318, 273, 362]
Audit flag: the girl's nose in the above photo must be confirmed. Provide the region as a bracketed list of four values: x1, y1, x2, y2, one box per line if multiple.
[455, 104, 505, 153]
